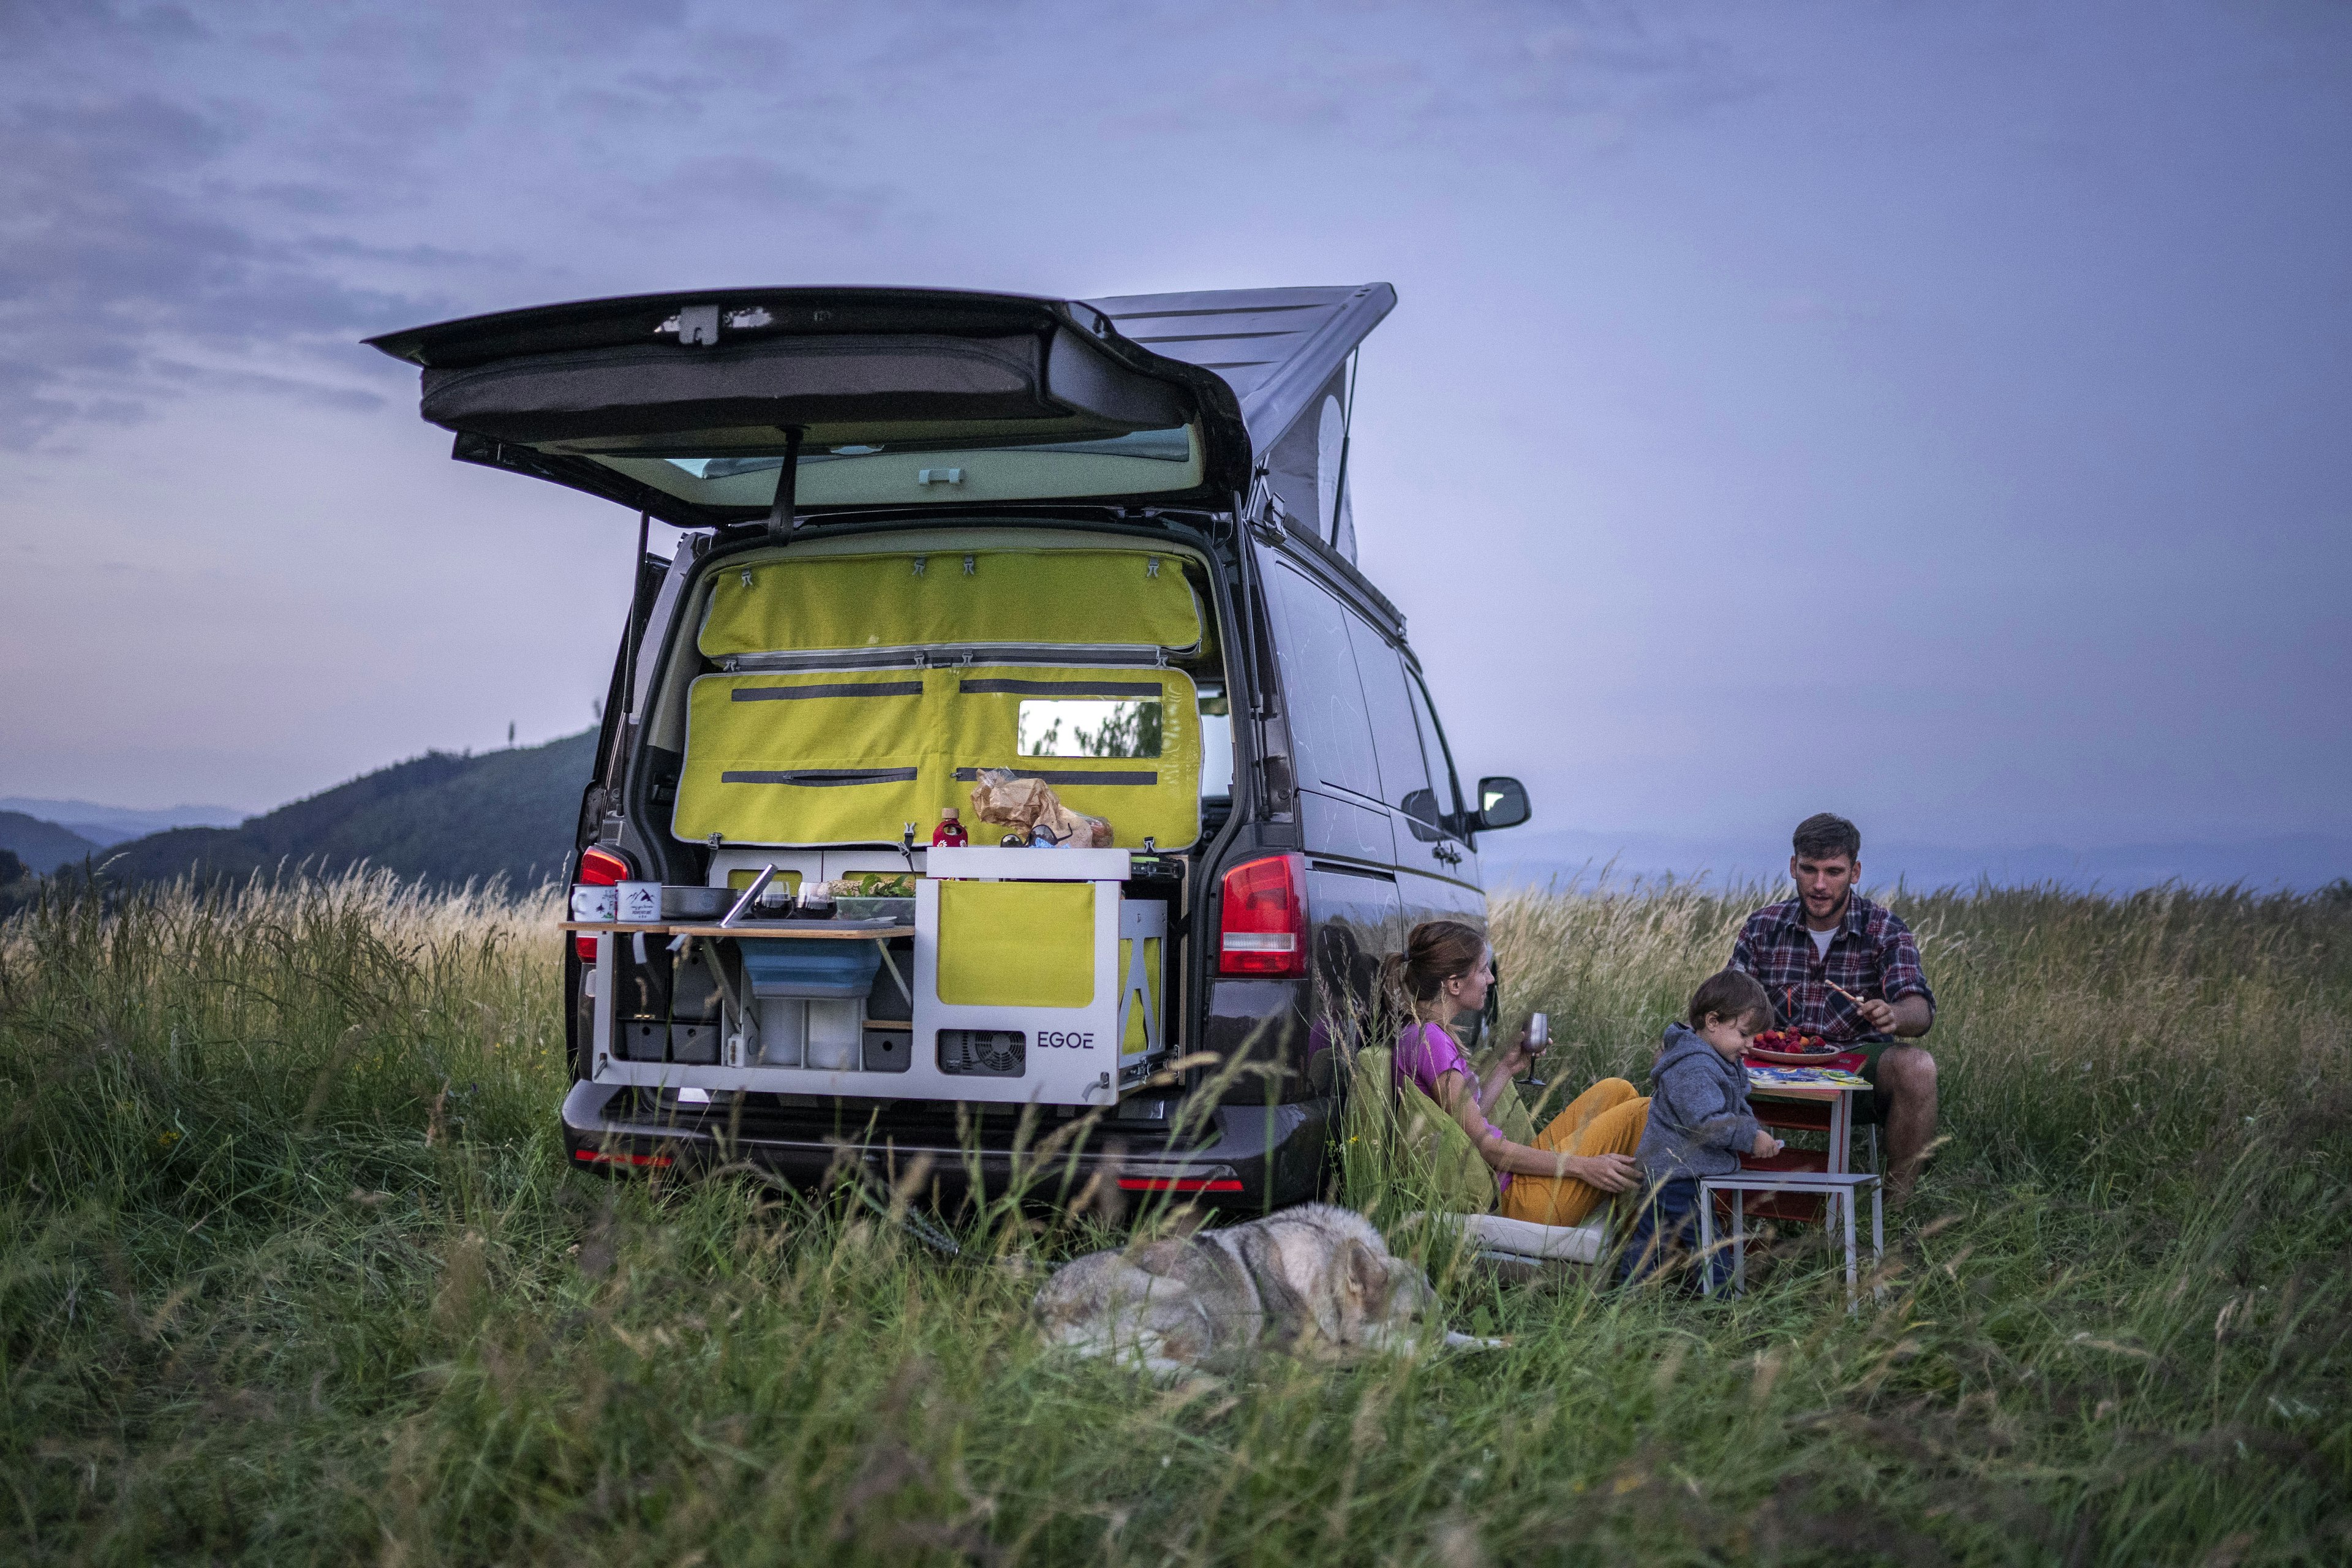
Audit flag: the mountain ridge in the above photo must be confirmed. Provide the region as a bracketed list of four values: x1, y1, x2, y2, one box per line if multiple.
[0, 797, 248, 846]
[97, 730, 598, 891]
[1480, 826, 2352, 895]
[0, 811, 105, 875]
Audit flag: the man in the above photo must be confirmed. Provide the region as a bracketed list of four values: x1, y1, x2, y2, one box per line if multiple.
[1730, 813, 1938, 1205]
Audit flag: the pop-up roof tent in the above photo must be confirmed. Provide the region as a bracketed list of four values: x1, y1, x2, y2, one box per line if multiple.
[365, 282, 1395, 560]
[1080, 284, 1392, 559]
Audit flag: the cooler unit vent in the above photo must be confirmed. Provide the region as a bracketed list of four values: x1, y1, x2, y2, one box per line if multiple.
[938, 1029, 1026, 1077]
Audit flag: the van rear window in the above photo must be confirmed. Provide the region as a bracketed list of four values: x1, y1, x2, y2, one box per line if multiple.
[571, 426, 1202, 508]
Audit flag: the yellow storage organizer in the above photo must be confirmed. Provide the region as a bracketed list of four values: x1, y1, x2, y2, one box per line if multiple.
[698, 549, 1202, 657]
[671, 664, 1202, 848]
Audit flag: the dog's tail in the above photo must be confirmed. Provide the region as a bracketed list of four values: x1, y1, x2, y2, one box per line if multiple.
[842, 1175, 968, 1258]
[843, 1173, 1046, 1275]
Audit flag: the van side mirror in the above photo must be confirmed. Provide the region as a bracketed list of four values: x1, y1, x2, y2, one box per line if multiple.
[1474, 776, 1531, 832]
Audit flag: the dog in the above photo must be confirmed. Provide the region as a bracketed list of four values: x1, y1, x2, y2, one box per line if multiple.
[1031, 1203, 1492, 1376]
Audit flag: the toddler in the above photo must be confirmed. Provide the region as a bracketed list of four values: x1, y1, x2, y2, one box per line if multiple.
[1620, 969, 1784, 1291]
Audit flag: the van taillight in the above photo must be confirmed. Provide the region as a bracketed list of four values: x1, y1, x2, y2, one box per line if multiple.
[575, 846, 632, 962]
[1218, 853, 1308, 978]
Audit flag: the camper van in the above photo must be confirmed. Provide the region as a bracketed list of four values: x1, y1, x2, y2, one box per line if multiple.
[368, 284, 1531, 1208]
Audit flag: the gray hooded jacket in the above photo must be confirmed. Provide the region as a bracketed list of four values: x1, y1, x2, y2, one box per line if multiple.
[1635, 1022, 1763, 1182]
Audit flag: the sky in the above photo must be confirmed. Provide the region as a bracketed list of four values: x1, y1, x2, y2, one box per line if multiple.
[2, 0, 2348, 878]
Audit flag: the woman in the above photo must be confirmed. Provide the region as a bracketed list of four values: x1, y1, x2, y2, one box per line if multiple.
[1384, 920, 1646, 1226]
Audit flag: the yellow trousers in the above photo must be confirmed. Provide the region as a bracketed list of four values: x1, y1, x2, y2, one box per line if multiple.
[1496, 1077, 1650, 1227]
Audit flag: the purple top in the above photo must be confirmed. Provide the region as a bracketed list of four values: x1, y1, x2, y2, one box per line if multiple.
[1393, 1020, 1508, 1194]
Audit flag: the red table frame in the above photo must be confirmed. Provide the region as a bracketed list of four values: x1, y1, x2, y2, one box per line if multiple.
[1736, 1071, 1872, 1223]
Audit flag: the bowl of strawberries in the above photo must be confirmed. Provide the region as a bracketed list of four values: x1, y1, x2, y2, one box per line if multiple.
[1747, 1028, 1842, 1065]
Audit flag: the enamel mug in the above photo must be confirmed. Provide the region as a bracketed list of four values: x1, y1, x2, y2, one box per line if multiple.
[570, 883, 619, 923]
[617, 880, 663, 924]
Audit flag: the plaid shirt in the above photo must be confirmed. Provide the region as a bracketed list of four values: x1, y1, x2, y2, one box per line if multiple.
[1728, 892, 1935, 1044]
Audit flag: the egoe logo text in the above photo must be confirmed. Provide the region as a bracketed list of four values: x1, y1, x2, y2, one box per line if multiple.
[1036, 1030, 1095, 1050]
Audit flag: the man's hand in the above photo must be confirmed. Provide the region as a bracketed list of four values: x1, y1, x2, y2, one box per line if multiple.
[1832, 984, 1931, 1038]
[1750, 1129, 1785, 1158]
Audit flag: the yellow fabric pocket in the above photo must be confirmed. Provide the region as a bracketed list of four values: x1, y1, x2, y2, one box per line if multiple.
[698, 550, 1202, 657]
[935, 881, 1095, 1008]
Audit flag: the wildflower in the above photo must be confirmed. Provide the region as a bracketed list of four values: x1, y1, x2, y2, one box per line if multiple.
[157, 1130, 180, 1148]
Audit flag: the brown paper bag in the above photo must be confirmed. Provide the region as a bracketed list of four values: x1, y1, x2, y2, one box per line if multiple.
[968, 768, 1113, 848]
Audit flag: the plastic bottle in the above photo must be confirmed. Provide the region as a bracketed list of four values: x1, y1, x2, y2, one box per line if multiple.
[931, 807, 968, 848]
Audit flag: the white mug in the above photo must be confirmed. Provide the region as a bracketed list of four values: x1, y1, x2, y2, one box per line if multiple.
[617, 880, 663, 924]
[570, 883, 619, 923]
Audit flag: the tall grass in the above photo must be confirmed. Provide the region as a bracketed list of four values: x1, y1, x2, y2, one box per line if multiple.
[3, 871, 2347, 1564]
[1489, 876, 2352, 1186]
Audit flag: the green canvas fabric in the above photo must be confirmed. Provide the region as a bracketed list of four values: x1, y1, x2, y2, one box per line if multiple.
[1486, 1068, 1538, 1146]
[1400, 1079, 1507, 1215]
[672, 663, 1201, 848]
[1346, 1045, 1395, 1156]
[1348, 1043, 1501, 1216]
[698, 549, 1202, 658]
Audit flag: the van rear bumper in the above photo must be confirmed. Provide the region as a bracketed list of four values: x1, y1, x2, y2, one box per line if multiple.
[558, 1080, 1331, 1210]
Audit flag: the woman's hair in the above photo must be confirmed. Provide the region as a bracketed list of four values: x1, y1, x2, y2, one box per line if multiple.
[1687, 968, 1771, 1031]
[1380, 920, 1488, 1019]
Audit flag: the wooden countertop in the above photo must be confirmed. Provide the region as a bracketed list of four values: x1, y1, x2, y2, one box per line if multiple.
[560, 921, 913, 940]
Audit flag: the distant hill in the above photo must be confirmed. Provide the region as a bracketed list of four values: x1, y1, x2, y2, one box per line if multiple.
[0, 797, 247, 847]
[0, 810, 104, 875]
[101, 729, 600, 891]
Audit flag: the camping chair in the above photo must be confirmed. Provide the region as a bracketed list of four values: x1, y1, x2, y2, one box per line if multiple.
[1349, 1044, 1617, 1274]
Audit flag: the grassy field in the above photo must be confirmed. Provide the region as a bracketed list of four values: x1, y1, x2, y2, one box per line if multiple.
[2, 872, 2346, 1564]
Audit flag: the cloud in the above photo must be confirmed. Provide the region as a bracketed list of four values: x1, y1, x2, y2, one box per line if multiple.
[0, 90, 442, 447]
[883, 0, 1765, 160]
[149, 360, 386, 413]
[642, 154, 898, 232]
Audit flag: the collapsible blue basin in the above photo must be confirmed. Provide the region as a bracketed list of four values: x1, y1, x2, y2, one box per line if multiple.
[739, 940, 881, 999]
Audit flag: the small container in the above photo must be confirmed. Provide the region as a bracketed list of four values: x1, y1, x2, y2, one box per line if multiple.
[931, 807, 968, 848]
[570, 883, 618, 923]
[795, 885, 836, 921]
[661, 884, 729, 921]
[1528, 1011, 1550, 1048]
[617, 880, 663, 924]
[756, 878, 793, 916]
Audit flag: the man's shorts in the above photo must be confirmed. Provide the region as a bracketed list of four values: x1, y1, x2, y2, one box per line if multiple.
[1851, 1040, 1934, 1125]
[1853, 1043, 1896, 1126]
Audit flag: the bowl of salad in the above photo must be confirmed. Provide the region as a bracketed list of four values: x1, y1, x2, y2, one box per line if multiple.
[831, 873, 916, 923]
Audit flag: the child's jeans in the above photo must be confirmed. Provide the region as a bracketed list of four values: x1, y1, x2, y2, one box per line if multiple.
[1617, 1177, 1732, 1294]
